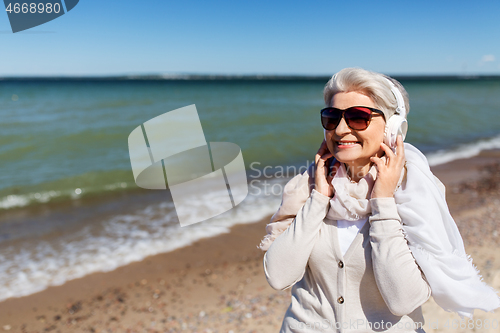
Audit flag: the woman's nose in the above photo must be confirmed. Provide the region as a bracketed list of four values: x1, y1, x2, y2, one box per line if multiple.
[335, 116, 351, 136]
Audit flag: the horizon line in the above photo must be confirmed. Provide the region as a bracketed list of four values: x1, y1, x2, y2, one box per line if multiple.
[2, 73, 500, 81]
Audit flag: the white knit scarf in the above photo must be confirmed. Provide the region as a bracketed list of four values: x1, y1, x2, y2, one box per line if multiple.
[259, 143, 500, 318]
[325, 160, 376, 222]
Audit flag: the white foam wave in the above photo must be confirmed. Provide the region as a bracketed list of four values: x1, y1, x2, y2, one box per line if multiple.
[0, 190, 62, 209]
[425, 135, 500, 166]
[0, 182, 131, 210]
[0, 178, 285, 302]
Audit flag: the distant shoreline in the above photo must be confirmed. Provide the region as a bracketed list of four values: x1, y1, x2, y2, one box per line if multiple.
[2, 74, 500, 82]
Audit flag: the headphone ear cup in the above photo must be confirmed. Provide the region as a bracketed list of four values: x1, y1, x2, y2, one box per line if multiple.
[384, 116, 407, 148]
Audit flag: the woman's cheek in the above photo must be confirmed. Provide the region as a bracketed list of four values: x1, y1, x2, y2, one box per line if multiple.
[324, 132, 336, 155]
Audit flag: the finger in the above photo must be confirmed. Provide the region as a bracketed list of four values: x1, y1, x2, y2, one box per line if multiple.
[379, 142, 395, 161]
[315, 140, 329, 164]
[395, 135, 405, 160]
[316, 153, 332, 172]
[320, 152, 333, 161]
[370, 156, 386, 171]
[317, 140, 329, 155]
[315, 149, 323, 164]
[317, 152, 333, 166]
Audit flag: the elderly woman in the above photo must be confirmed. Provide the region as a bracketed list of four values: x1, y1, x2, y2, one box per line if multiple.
[258, 68, 499, 333]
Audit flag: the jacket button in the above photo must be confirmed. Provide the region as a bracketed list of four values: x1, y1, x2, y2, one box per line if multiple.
[338, 261, 344, 268]
[337, 296, 344, 304]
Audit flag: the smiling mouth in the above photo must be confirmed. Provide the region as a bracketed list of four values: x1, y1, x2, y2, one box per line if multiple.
[336, 141, 360, 146]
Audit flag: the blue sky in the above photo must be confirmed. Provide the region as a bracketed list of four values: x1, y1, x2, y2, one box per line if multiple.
[1, 0, 500, 76]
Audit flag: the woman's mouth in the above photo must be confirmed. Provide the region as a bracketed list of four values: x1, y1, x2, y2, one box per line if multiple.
[336, 141, 360, 148]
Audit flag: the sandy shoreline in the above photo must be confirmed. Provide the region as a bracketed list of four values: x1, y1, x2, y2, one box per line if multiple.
[1, 150, 500, 333]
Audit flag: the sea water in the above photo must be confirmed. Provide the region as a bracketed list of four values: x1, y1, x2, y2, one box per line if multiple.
[1, 77, 499, 301]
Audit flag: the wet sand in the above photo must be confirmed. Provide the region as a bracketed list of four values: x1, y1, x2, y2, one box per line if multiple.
[1, 150, 500, 333]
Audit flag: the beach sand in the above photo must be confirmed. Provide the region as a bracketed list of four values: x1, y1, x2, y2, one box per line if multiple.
[1, 151, 500, 333]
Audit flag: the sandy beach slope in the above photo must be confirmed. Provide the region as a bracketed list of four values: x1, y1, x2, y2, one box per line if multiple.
[1, 150, 499, 333]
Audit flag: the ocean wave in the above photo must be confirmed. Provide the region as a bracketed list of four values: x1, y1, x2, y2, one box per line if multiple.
[426, 134, 500, 166]
[0, 179, 284, 302]
[0, 181, 131, 210]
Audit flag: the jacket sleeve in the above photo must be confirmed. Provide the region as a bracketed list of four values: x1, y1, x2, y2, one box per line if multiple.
[263, 189, 330, 290]
[257, 163, 315, 252]
[369, 197, 432, 316]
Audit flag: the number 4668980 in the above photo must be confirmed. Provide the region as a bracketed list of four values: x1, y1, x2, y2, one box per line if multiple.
[5, 2, 61, 14]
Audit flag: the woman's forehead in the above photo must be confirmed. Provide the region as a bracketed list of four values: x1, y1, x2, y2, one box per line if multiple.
[331, 91, 376, 108]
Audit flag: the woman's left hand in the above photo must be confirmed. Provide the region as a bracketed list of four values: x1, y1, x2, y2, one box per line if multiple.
[370, 135, 405, 198]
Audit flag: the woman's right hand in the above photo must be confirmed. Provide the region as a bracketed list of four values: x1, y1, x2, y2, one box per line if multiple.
[314, 140, 340, 198]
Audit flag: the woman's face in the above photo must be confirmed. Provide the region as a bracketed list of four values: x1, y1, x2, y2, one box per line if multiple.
[325, 91, 386, 173]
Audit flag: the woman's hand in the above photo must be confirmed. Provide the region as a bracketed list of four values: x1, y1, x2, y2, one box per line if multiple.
[370, 135, 405, 198]
[313, 140, 340, 198]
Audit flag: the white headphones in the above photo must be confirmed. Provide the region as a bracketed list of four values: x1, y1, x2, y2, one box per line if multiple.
[383, 78, 408, 148]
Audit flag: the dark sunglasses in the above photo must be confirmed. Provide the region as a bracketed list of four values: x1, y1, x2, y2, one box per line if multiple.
[320, 106, 385, 131]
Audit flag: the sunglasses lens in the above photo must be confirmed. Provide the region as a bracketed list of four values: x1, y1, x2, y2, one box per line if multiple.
[321, 108, 342, 130]
[321, 107, 375, 130]
[344, 107, 372, 130]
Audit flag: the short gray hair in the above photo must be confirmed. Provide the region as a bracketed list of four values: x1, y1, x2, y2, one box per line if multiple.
[323, 67, 410, 120]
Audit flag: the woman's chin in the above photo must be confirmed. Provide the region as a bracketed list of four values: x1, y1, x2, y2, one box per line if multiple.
[334, 150, 361, 164]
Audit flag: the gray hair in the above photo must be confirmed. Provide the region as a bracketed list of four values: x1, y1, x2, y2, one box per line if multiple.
[323, 67, 410, 120]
